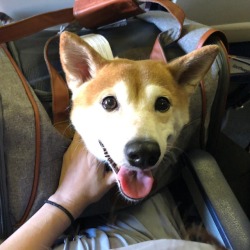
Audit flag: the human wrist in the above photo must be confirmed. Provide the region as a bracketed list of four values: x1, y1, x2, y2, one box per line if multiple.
[48, 193, 88, 219]
[44, 200, 75, 225]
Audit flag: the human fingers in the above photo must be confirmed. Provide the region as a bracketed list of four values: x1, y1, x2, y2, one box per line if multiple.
[82, 162, 116, 204]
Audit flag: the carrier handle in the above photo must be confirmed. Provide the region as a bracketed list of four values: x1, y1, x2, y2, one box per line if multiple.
[73, 0, 185, 31]
[0, 0, 184, 44]
[43, 36, 73, 137]
[142, 0, 185, 33]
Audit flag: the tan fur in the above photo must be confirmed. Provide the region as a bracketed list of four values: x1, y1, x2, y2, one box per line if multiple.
[73, 59, 188, 113]
[60, 31, 219, 201]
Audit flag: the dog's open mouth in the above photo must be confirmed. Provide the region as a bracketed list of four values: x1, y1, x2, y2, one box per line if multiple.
[99, 141, 154, 200]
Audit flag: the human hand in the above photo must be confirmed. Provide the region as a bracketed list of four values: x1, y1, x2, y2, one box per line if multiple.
[50, 133, 116, 218]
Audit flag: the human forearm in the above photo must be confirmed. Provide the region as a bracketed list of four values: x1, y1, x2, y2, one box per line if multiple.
[0, 201, 76, 250]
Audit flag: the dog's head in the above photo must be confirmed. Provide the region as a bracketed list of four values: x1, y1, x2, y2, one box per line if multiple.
[60, 31, 218, 201]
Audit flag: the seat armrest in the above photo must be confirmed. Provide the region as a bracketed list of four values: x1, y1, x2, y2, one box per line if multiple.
[182, 149, 250, 250]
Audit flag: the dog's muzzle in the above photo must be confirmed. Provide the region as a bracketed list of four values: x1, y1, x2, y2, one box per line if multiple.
[99, 139, 160, 201]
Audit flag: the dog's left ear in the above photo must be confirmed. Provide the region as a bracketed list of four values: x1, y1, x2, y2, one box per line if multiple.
[167, 45, 219, 94]
[60, 31, 107, 92]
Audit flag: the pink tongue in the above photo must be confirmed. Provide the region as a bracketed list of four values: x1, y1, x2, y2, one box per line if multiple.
[117, 166, 154, 199]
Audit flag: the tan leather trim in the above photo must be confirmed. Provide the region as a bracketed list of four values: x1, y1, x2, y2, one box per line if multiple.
[197, 29, 228, 50]
[1, 44, 41, 226]
[44, 36, 70, 129]
[196, 29, 228, 149]
[140, 0, 185, 32]
[148, 0, 185, 62]
[0, 8, 74, 43]
[73, 0, 144, 28]
[198, 80, 207, 149]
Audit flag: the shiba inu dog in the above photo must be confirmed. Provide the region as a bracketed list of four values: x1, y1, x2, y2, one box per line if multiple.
[60, 31, 218, 201]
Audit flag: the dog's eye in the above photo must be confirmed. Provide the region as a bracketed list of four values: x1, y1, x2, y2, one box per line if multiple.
[155, 97, 171, 112]
[102, 96, 118, 111]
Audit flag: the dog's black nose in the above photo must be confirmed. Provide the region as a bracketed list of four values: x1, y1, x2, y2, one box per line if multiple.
[125, 139, 161, 169]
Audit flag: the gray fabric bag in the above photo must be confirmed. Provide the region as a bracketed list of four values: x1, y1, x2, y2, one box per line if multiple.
[0, 1, 229, 241]
[0, 44, 71, 238]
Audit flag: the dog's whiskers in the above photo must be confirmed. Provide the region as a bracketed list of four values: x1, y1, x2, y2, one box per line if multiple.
[99, 140, 119, 173]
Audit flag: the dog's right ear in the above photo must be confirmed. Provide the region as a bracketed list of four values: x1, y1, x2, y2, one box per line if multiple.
[167, 45, 219, 95]
[60, 31, 107, 92]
